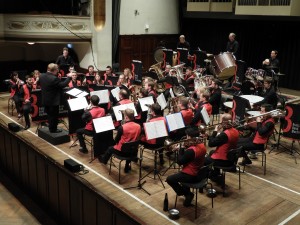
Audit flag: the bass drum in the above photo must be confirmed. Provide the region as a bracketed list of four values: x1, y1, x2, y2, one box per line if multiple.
[211, 52, 236, 80]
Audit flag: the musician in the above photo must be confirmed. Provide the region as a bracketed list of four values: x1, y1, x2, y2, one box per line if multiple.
[180, 97, 194, 126]
[145, 81, 158, 101]
[166, 127, 206, 207]
[184, 67, 195, 92]
[238, 104, 275, 165]
[55, 47, 74, 74]
[157, 68, 177, 100]
[86, 65, 97, 76]
[116, 74, 128, 87]
[93, 73, 105, 86]
[19, 75, 34, 129]
[103, 65, 116, 82]
[208, 78, 222, 115]
[32, 70, 41, 89]
[117, 89, 132, 105]
[39, 63, 72, 133]
[253, 77, 278, 110]
[177, 35, 190, 51]
[8, 71, 23, 118]
[141, 103, 167, 165]
[99, 109, 141, 173]
[124, 68, 134, 86]
[68, 71, 81, 88]
[205, 113, 239, 181]
[226, 33, 239, 58]
[190, 91, 212, 126]
[163, 65, 172, 76]
[76, 95, 105, 153]
[262, 50, 280, 74]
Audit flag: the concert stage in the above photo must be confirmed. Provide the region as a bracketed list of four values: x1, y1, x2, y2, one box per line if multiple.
[1, 91, 300, 225]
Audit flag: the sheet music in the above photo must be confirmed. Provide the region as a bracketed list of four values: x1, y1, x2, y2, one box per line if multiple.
[76, 91, 89, 98]
[157, 93, 167, 110]
[90, 90, 109, 104]
[144, 120, 168, 140]
[139, 96, 154, 112]
[201, 107, 210, 125]
[66, 88, 82, 97]
[112, 103, 138, 121]
[93, 116, 115, 133]
[111, 87, 120, 101]
[165, 113, 185, 132]
[169, 88, 175, 98]
[240, 95, 264, 104]
[68, 97, 88, 111]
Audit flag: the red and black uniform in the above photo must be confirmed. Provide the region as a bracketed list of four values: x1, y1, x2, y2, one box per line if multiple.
[68, 80, 81, 88]
[208, 88, 222, 115]
[148, 89, 158, 101]
[9, 79, 22, 114]
[166, 143, 207, 196]
[185, 73, 195, 92]
[205, 126, 239, 176]
[103, 72, 116, 83]
[76, 106, 105, 151]
[101, 121, 141, 164]
[19, 84, 33, 127]
[181, 108, 194, 126]
[190, 101, 212, 126]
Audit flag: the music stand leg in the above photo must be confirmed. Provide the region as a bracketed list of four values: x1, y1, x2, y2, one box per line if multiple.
[70, 137, 79, 148]
[160, 151, 180, 176]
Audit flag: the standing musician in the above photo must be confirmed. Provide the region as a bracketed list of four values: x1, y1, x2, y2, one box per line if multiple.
[68, 71, 81, 88]
[253, 77, 278, 110]
[208, 78, 222, 115]
[238, 104, 275, 166]
[99, 109, 141, 173]
[262, 50, 280, 74]
[76, 95, 105, 153]
[55, 47, 74, 75]
[177, 35, 190, 51]
[19, 75, 34, 129]
[166, 127, 206, 207]
[205, 113, 239, 181]
[8, 71, 23, 118]
[226, 33, 239, 58]
[190, 91, 212, 127]
[39, 63, 72, 133]
[141, 103, 167, 165]
[184, 67, 195, 92]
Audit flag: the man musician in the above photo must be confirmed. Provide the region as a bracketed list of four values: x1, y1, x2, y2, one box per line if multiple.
[166, 127, 206, 207]
[19, 75, 35, 129]
[190, 91, 212, 127]
[253, 77, 278, 110]
[157, 66, 178, 100]
[76, 95, 105, 153]
[8, 71, 23, 118]
[238, 104, 275, 165]
[99, 109, 141, 173]
[68, 71, 82, 88]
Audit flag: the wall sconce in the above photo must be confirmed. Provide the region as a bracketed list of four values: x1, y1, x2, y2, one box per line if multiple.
[27, 42, 35, 45]
[145, 24, 149, 31]
[134, 10, 139, 16]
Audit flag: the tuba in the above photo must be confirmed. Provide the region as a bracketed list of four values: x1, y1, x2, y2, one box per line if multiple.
[149, 61, 165, 93]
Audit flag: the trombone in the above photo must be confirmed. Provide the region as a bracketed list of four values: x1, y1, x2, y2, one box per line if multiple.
[164, 136, 204, 152]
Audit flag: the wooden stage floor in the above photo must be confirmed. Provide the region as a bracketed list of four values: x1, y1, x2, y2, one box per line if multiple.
[1, 90, 300, 225]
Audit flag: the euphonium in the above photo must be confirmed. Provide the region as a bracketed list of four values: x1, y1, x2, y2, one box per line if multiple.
[149, 62, 165, 92]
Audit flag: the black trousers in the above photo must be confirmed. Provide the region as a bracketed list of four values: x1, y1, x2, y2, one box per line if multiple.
[13, 95, 22, 114]
[166, 172, 198, 196]
[23, 103, 31, 126]
[102, 146, 131, 165]
[45, 105, 59, 132]
[205, 150, 233, 177]
[237, 137, 264, 160]
[76, 128, 93, 150]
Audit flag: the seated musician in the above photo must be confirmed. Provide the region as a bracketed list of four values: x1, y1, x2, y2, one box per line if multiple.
[99, 109, 141, 173]
[117, 89, 132, 105]
[86, 65, 97, 76]
[123, 68, 134, 87]
[141, 103, 167, 165]
[93, 73, 105, 86]
[190, 91, 212, 127]
[157, 68, 177, 100]
[116, 74, 128, 87]
[76, 95, 105, 153]
[135, 88, 149, 125]
[238, 104, 275, 165]
[8, 71, 23, 118]
[103, 65, 116, 82]
[253, 77, 278, 110]
[19, 75, 34, 129]
[32, 70, 41, 89]
[145, 80, 158, 101]
[204, 113, 239, 181]
[166, 127, 206, 206]
[184, 67, 195, 92]
[208, 78, 222, 115]
[68, 71, 81, 88]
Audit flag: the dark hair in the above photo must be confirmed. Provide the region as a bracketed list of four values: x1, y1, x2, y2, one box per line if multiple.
[211, 78, 222, 86]
[88, 65, 94, 69]
[106, 66, 112, 70]
[63, 47, 68, 51]
[185, 127, 200, 138]
[151, 103, 162, 116]
[180, 97, 189, 109]
[10, 71, 18, 79]
[25, 75, 32, 81]
[119, 89, 129, 99]
[261, 103, 273, 112]
[90, 95, 100, 105]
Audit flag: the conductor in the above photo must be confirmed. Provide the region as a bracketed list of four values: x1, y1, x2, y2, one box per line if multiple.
[39, 63, 72, 133]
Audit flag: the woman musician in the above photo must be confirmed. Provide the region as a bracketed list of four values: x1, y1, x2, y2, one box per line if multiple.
[68, 71, 82, 88]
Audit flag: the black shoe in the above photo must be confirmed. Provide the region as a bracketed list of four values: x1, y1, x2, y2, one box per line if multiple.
[98, 156, 107, 165]
[124, 163, 131, 173]
[238, 159, 252, 166]
[79, 147, 88, 154]
[210, 175, 223, 185]
[183, 192, 194, 207]
[50, 129, 62, 133]
[160, 159, 165, 166]
[24, 124, 30, 130]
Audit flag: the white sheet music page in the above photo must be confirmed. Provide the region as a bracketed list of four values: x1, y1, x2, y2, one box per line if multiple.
[90, 90, 109, 104]
[68, 97, 88, 111]
[201, 107, 210, 125]
[93, 116, 115, 133]
[157, 93, 167, 110]
[111, 87, 120, 101]
[66, 88, 82, 97]
[112, 103, 138, 121]
[76, 91, 89, 98]
[139, 96, 154, 112]
[144, 120, 168, 140]
[166, 112, 185, 132]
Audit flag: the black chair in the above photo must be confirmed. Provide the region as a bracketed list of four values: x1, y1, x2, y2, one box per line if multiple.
[213, 146, 243, 196]
[109, 140, 140, 184]
[174, 164, 214, 219]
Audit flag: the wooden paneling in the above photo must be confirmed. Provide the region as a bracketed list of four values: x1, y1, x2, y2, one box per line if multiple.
[58, 172, 71, 224]
[69, 178, 82, 225]
[0, 130, 6, 167]
[4, 134, 13, 173]
[19, 142, 29, 188]
[27, 149, 38, 196]
[36, 157, 48, 205]
[47, 163, 60, 217]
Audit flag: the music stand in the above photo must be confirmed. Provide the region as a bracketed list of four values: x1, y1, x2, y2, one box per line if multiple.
[273, 72, 285, 94]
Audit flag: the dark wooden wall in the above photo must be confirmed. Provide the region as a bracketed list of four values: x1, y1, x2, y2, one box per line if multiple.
[119, 34, 178, 72]
[0, 124, 142, 225]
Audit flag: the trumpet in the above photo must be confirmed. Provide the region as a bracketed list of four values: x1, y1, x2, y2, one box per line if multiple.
[164, 137, 204, 152]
